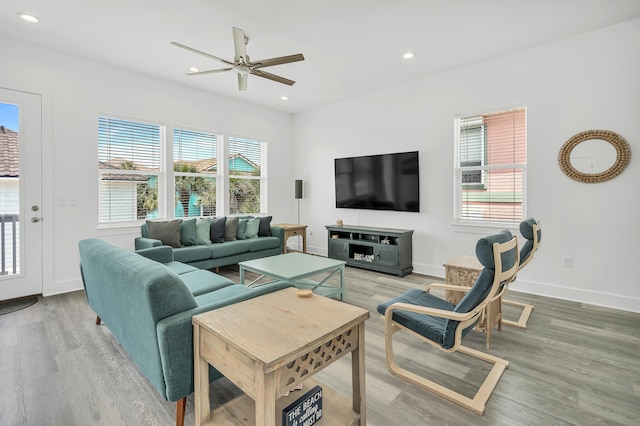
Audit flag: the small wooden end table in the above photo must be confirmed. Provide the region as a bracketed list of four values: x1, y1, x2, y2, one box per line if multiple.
[273, 223, 307, 253]
[192, 287, 369, 426]
[443, 255, 501, 349]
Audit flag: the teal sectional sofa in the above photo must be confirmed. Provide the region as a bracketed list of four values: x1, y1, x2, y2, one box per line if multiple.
[134, 217, 284, 270]
[78, 238, 292, 426]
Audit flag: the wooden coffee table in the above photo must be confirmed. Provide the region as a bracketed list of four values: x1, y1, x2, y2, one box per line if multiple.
[192, 287, 369, 425]
[239, 252, 346, 300]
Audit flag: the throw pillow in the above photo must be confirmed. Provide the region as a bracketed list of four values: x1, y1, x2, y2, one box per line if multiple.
[258, 216, 272, 237]
[245, 217, 261, 239]
[180, 218, 197, 246]
[195, 218, 212, 245]
[225, 217, 239, 241]
[236, 218, 249, 240]
[146, 219, 182, 248]
[210, 217, 227, 243]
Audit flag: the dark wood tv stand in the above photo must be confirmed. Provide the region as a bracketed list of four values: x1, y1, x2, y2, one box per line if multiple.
[325, 224, 413, 277]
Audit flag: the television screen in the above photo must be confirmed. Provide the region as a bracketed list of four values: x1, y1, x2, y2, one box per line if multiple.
[334, 151, 420, 212]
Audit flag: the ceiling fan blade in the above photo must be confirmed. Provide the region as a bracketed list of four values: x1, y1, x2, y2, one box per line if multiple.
[250, 69, 295, 86]
[187, 68, 233, 76]
[170, 41, 234, 66]
[250, 54, 305, 69]
[232, 27, 248, 63]
[238, 73, 248, 91]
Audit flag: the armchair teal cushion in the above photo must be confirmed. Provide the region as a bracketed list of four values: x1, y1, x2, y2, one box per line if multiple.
[519, 217, 541, 265]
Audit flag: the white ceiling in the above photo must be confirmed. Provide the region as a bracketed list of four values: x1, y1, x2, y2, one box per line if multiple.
[1, 0, 639, 114]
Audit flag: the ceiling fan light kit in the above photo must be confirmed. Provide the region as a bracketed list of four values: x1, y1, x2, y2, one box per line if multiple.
[171, 27, 304, 91]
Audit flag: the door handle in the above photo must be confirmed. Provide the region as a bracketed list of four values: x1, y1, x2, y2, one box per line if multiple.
[31, 217, 41, 223]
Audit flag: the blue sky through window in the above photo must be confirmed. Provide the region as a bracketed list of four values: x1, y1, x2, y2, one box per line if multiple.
[0, 103, 19, 131]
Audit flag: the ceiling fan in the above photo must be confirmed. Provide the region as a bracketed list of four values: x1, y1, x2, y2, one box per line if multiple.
[171, 27, 304, 91]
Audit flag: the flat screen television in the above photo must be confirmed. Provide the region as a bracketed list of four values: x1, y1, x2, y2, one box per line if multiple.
[334, 151, 420, 212]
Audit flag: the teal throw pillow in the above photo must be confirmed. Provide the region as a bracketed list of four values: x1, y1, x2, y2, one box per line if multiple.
[180, 218, 197, 246]
[210, 217, 227, 243]
[225, 217, 238, 241]
[146, 219, 182, 248]
[195, 218, 211, 245]
[246, 217, 261, 239]
[236, 218, 248, 240]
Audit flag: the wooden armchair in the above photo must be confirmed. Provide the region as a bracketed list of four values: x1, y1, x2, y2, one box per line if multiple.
[377, 230, 519, 415]
[502, 217, 541, 329]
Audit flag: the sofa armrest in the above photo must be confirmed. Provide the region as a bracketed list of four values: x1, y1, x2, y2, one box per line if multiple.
[155, 281, 293, 402]
[136, 245, 174, 263]
[270, 225, 284, 247]
[135, 236, 163, 250]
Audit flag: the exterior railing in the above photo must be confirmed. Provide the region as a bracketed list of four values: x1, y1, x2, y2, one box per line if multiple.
[1, 214, 19, 276]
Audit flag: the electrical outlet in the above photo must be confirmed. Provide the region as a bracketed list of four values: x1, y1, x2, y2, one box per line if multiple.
[562, 256, 573, 268]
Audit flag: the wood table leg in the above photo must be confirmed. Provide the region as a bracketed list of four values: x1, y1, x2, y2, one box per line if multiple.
[352, 322, 366, 425]
[254, 363, 276, 426]
[193, 325, 210, 426]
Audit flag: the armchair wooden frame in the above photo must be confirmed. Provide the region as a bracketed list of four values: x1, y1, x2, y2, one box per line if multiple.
[381, 237, 519, 415]
[502, 221, 541, 329]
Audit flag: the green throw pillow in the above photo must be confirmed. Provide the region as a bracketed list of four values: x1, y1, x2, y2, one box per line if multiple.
[236, 218, 248, 240]
[195, 218, 211, 245]
[146, 219, 182, 248]
[246, 217, 260, 239]
[180, 218, 197, 246]
[225, 217, 238, 241]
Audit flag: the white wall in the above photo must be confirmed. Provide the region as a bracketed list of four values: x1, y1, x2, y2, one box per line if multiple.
[0, 37, 296, 296]
[292, 19, 640, 312]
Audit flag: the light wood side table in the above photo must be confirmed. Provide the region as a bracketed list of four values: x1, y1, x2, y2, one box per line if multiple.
[443, 255, 501, 349]
[192, 287, 369, 426]
[273, 223, 307, 253]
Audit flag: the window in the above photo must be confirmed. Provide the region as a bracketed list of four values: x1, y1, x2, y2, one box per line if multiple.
[98, 117, 161, 223]
[454, 107, 526, 224]
[228, 136, 265, 215]
[173, 128, 218, 218]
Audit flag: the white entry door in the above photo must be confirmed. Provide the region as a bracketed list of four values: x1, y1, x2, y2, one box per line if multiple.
[0, 88, 43, 300]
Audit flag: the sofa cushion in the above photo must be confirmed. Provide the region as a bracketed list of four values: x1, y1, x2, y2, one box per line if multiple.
[249, 236, 281, 252]
[210, 217, 227, 243]
[246, 217, 260, 239]
[236, 218, 248, 240]
[258, 216, 272, 237]
[173, 245, 212, 263]
[194, 284, 253, 306]
[225, 217, 239, 241]
[210, 240, 250, 258]
[163, 261, 199, 275]
[147, 219, 182, 248]
[195, 218, 212, 245]
[179, 270, 235, 296]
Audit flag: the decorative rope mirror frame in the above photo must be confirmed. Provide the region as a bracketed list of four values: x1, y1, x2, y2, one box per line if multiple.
[558, 130, 631, 183]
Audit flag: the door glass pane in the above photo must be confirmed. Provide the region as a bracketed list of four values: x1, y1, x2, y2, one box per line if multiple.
[0, 103, 20, 276]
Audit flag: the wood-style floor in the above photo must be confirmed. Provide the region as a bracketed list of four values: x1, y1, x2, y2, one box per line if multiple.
[1, 264, 639, 425]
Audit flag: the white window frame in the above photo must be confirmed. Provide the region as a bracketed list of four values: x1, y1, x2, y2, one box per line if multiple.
[97, 115, 165, 226]
[453, 106, 527, 229]
[227, 135, 267, 215]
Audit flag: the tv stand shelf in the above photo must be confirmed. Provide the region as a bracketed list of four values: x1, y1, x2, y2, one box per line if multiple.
[326, 224, 413, 277]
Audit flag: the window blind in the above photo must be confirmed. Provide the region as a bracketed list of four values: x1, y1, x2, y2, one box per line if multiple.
[455, 108, 526, 223]
[228, 136, 264, 214]
[173, 128, 218, 217]
[98, 116, 161, 223]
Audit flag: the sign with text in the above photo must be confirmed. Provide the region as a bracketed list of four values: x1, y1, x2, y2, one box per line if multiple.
[282, 385, 323, 426]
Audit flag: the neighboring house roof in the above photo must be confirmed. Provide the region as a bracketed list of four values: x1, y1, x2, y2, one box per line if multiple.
[99, 159, 150, 182]
[0, 126, 19, 178]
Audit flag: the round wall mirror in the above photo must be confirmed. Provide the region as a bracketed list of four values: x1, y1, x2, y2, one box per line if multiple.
[558, 130, 631, 183]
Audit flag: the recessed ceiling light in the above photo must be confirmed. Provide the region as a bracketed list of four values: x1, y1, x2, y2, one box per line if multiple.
[402, 52, 415, 60]
[281, 96, 289, 101]
[17, 13, 39, 23]
[189, 67, 200, 73]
